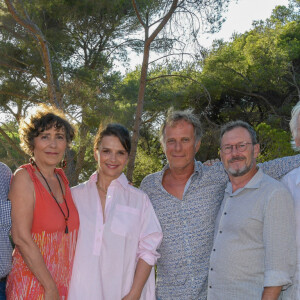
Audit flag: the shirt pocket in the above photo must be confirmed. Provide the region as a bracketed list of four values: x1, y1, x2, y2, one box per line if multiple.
[110, 204, 141, 238]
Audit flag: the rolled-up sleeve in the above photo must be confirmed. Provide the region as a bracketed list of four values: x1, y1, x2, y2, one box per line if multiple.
[137, 194, 162, 266]
[263, 187, 296, 288]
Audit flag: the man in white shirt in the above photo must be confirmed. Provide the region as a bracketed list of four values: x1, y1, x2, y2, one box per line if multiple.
[281, 101, 300, 299]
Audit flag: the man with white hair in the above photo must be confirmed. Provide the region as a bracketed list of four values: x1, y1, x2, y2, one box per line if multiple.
[281, 101, 300, 299]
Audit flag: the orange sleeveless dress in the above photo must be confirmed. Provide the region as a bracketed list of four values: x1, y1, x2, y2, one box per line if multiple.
[6, 164, 79, 300]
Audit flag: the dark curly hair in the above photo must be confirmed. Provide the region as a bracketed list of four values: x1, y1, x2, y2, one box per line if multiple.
[19, 104, 75, 156]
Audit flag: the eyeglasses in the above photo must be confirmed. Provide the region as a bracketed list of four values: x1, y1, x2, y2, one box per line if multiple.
[220, 142, 253, 154]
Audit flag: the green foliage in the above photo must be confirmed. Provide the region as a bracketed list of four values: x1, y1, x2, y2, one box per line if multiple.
[0, 122, 27, 171]
[131, 145, 163, 187]
[1, 0, 300, 182]
[255, 123, 295, 163]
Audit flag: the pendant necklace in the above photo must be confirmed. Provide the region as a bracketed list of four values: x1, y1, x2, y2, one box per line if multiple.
[34, 162, 70, 234]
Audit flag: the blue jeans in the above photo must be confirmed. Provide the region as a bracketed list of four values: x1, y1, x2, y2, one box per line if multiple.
[0, 280, 6, 300]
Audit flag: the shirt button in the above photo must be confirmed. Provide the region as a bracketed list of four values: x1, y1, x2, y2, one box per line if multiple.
[219, 230, 222, 233]
[224, 212, 227, 215]
[210, 268, 213, 271]
[213, 249, 216, 251]
[209, 286, 212, 288]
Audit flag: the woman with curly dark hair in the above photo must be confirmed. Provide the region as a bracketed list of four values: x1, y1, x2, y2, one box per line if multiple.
[6, 105, 79, 300]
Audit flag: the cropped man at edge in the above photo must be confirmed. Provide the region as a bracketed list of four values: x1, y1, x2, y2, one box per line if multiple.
[140, 108, 300, 300]
[0, 162, 12, 300]
[281, 100, 300, 299]
[207, 120, 296, 300]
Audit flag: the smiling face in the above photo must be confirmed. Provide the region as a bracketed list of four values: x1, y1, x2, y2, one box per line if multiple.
[94, 135, 129, 181]
[163, 120, 200, 172]
[33, 126, 67, 167]
[220, 127, 260, 178]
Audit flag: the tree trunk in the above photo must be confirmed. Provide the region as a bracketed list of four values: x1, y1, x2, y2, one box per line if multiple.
[127, 43, 150, 181]
[127, 0, 179, 182]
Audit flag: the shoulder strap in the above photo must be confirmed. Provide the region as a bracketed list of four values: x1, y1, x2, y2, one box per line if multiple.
[19, 163, 38, 183]
[55, 168, 70, 186]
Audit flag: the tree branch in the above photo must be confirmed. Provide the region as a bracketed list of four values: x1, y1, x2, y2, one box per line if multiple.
[0, 126, 28, 158]
[149, 52, 195, 64]
[231, 88, 278, 116]
[147, 0, 179, 46]
[132, 0, 146, 29]
[4, 0, 59, 107]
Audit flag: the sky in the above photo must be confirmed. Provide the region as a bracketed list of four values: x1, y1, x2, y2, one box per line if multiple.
[123, 0, 290, 72]
[200, 0, 290, 47]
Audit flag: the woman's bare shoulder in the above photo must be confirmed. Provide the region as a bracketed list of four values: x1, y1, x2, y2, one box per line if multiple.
[10, 168, 34, 194]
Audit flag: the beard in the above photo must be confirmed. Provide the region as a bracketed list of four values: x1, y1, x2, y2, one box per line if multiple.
[226, 155, 255, 177]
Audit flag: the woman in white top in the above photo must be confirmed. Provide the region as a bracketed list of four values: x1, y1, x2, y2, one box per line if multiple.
[68, 123, 162, 300]
[281, 101, 300, 300]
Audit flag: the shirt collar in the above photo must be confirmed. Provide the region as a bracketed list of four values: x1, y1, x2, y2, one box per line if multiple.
[225, 167, 263, 196]
[89, 171, 129, 190]
[159, 159, 199, 181]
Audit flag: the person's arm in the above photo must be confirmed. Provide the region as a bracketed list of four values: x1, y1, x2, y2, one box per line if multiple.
[122, 259, 152, 300]
[0, 163, 12, 229]
[0, 164, 12, 277]
[123, 192, 162, 299]
[259, 154, 300, 180]
[261, 286, 282, 300]
[262, 185, 296, 296]
[9, 169, 59, 300]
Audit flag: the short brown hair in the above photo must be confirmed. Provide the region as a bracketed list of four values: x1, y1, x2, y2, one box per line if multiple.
[93, 123, 131, 154]
[19, 104, 75, 156]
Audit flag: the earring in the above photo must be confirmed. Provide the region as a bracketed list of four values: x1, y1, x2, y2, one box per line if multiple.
[29, 157, 36, 166]
[60, 159, 67, 169]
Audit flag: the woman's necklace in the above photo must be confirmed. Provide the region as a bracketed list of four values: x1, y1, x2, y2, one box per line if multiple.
[34, 162, 70, 234]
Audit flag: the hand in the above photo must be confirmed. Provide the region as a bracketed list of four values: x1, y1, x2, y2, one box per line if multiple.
[122, 295, 133, 300]
[45, 286, 59, 300]
[122, 291, 140, 300]
[203, 158, 220, 166]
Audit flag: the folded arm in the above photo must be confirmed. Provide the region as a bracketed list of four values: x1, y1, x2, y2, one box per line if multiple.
[263, 187, 296, 296]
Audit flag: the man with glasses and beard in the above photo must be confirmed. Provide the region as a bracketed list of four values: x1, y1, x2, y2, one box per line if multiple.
[207, 120, 296, 300]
